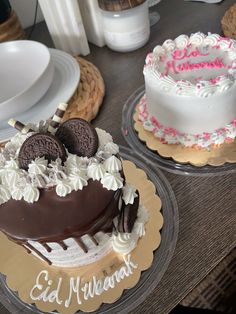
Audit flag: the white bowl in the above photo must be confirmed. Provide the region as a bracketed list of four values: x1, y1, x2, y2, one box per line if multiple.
[0, 40, 54, 122]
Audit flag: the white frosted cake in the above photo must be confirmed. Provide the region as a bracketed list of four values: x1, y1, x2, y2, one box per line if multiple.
[139, 32, 236, 148]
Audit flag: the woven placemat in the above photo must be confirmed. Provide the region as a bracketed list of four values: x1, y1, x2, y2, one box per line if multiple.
[0, 11, 25, 43]
[221, 3, 236, 39]
[180, 247, 236, 313]
[62, 56, 105, 122]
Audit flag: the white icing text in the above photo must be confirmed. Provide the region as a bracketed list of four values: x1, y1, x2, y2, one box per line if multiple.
[30, 254, 138, 307]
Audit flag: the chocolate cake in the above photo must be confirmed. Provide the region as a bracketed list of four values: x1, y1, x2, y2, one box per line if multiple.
[0, 108, 148, 268]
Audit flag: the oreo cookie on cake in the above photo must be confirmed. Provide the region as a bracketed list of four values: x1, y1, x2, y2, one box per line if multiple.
[0, 103, 148, 268]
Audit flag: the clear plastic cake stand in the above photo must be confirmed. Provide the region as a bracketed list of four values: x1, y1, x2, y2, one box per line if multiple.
[122, 85, 236, 176]
[0, 146, 179, 314]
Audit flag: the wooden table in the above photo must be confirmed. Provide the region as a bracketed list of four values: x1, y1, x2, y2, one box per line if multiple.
[0, 0, 236, 313]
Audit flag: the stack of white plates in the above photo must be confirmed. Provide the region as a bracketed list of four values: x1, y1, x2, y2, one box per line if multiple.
[0, 40, 80, 143]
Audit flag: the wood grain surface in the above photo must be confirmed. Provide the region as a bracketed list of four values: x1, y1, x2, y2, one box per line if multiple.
[0, 0, 236, 313]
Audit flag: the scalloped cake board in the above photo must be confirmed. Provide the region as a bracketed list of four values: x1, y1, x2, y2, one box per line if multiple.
[0, 160, 163, 314]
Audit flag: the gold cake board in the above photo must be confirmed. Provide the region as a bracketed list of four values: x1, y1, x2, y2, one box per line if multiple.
[0, 160, 163, 314]
[134, 108, 236, 167]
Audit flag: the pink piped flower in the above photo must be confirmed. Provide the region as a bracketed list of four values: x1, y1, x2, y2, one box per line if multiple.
[164, 127, 178, 137]
[159, 55, 166, 62]
[209, 77, 221, 84]
[212, 45, 220, 49]
[225, 137, 234, 143]
[202, 132, 211, 140]
[150, 117, 161, 128]
[232, 119, 236, 127]
[145, 53, 153, 65]
[216, 129, 224, 136]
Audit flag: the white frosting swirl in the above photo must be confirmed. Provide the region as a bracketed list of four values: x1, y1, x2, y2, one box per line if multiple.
[219, 38, 232, 50]
[132, 205, 149, 237]
[1, 169, 21, 186]
[69, 173, 88, 191]
[5, 133, 28, 152]
[174, 81, 195, 96]
[189, 32, 205, 46]
[162, 39, 175, 51]
[103, 156, 122, 173]
[153, 45, 165, 55]
[196, 82, 217, 97]
[96, 128, 113, 148]
[204, 33, 220, 46]
[217, 76, 234, 92]
[11, 187, 23, 201]
[56, 180, 72, 197]
[133, 223, 146, 237]
[101, 173, 123, 191]
[175, 34, 189, 49]
[228, 50, 236, 59]
[65, 155, 87, 174]
[136, 205, 149, 224]
[87, 163, 106, 181]
[30, 174, 50, 188]
[159, 76, 176, 92]
[104, 142, 119, 155]
[23, 185, 40, 203]
[4, 159, 19, 170]
[0, 185, 11, 205]
[28, 157, 48, 175]
[112, 233, 138, 254]
[122, 184, 138, 205]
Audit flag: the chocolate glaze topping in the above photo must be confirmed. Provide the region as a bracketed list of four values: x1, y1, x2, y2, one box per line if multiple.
[118, 191, 139, 233]
[0, 180, 121, 243]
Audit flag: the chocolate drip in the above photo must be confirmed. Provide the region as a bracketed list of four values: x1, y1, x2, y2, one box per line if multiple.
[75, 238, 88, 253]
[89, 234, 98, 246]
[58, 241, 68, 250]
[23, 245, 31, 254]
[118, 191, 140, 233]
[0, 180, 120, 242]
[41, 243, 52, 252]
[26, 242, 52, 265]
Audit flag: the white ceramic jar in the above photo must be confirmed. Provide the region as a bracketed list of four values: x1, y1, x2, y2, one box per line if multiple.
[98, 0, 150, 52]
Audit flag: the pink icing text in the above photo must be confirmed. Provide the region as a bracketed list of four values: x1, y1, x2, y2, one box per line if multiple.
[172, 48, 209, 60]
[164, 57, 227, 75]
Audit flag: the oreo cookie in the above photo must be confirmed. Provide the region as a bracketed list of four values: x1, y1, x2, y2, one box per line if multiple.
[117, 190, 140, 233]
[55, 118, 98, 158]
[18, 133, 67, 170]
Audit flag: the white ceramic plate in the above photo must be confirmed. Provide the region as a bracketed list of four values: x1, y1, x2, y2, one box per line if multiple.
[0, 41, 54, 122]
[0, 48, 80, 143]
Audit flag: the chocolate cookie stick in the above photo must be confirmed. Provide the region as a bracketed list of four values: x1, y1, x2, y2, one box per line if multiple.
[48, 103, 68, 134]
[8, 119, 34, 134]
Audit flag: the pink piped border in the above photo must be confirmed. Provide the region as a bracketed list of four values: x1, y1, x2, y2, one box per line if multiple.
[137, 95, 236, 149]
